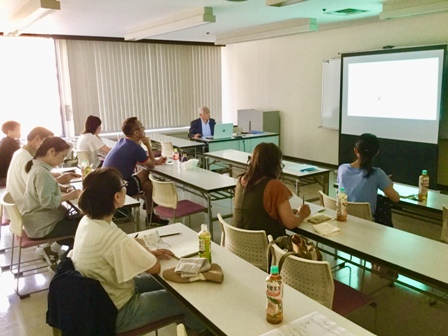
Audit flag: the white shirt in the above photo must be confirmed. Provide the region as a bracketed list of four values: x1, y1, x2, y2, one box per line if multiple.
[70, 216, 157, 309]
[77, 133, 105, 168]
[6, 147, 33, 212]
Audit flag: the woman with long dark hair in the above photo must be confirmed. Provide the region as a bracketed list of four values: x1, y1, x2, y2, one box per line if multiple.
[71, 168, 207, 334]
[337, 133, 400, 217]
[77, 115, 111, 168]
[233, 142, 310, 239]
[22, 137, 81, 241]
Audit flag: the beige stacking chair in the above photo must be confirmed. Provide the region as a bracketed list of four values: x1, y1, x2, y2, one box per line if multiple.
[217, 213, 270, 272]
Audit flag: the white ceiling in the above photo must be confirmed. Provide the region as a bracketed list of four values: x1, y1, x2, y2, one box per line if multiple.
[0, 0, 386, 43]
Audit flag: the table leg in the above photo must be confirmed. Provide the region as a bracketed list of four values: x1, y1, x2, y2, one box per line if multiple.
[205, 193, 214, 239]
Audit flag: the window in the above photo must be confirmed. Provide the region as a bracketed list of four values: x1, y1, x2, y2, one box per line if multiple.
[0, 36, 62, 138]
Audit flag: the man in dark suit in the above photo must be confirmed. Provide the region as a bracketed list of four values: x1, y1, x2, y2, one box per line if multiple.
[188, 106, 216, 139]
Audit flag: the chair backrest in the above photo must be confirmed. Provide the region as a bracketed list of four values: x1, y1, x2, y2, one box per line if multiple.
[0, 192, 23, 237]
[347, 201, 372, 221]
[271, 243, 334, 309]
[177, 324, 188, 336]
[318, 190, 372, 221]
[217, 213, 269, 272]
[149, 174, 178, 209]
[76, 150, 90, 166]
[442, 206, 448, 243]
[161, 142, 174, 158]
[319, 190, 336, 210]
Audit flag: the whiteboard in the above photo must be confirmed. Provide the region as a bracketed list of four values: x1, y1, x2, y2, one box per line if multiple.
[320, 58, 341, 130]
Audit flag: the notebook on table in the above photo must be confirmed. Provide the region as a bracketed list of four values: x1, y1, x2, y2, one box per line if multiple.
[141, 231, 198, 259]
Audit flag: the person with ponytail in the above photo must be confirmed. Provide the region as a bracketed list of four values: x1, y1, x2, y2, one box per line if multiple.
[70, 168, 207, 334]
[337, 133, 400, 217]
[22, 137, 81, 242]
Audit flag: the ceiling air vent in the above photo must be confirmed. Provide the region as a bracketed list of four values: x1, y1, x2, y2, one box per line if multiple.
[324, 8, 369, 16]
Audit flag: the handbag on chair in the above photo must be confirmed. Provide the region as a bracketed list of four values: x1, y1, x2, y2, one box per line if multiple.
[269, 234, 322, 266]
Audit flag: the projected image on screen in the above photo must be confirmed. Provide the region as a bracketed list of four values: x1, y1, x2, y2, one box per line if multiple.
[347, 58, 439, 120]
[340, 47, 444, 144]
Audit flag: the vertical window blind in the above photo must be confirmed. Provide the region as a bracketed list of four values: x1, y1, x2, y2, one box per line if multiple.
[55, 39, 222, 135]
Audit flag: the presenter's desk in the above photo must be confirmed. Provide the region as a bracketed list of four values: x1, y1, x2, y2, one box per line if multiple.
[145, 223, 374, 336]
[150, 165, 236, 238]
[205, 149, 330, 195]
[291, 198, 448, 294]
[147, 132, 206, 158]
[192, 132, 279, 153]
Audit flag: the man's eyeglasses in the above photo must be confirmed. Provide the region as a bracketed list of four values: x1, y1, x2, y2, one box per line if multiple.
[280, 162, 285, 170]
[121, 181, 129, 189]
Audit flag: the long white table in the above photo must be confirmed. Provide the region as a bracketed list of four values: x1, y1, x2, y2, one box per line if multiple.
[70, 182, 142, 231]
[290, 196, 448, 293]
[205, 149, 331, 195]
[385, 183, 448, 222]
[192, 132, 279, 154]
[150, 165, 236, 238]
[143, 223, 374, 336]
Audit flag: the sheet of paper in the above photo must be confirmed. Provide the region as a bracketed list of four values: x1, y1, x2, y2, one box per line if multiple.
[260, 311, 355, 336]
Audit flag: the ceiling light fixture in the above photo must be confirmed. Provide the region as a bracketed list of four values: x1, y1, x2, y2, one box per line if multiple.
[215, 18, 317, 45]
[3, 0, 61, 36]
[125, 7, 215, 41]
[380, 0, 448, 20]
[266, 0, 308, 7]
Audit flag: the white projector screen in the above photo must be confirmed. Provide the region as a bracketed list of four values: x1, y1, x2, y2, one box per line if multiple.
[340, 46, 445, 144]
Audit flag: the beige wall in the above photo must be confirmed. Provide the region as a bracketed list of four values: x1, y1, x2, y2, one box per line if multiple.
[224, 12, 448, 184]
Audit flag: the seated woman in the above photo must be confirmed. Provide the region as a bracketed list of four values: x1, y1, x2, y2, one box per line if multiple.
[22, 137, 81, 243]
[337, 133, 400, 220]
[233, 142, 310, 239]
[77, 115, 111, 168]
[70, 167, 207, 334]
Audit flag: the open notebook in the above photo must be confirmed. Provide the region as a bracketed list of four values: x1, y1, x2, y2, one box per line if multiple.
[140, 231, 198, 259]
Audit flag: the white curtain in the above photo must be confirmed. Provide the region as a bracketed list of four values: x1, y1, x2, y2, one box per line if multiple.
[55, 39, 222, 134]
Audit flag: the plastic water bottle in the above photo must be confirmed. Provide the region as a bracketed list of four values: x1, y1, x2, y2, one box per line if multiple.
[172, 148, 180, 166]
[81, 160, 92, 179]
[266, 265, 283, 324]
[198, 224, 211, 263]
[418, 170, 429, 201]
[336, 187, 347, 221]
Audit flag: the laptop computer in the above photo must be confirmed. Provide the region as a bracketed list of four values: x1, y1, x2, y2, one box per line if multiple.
[207, 123, 233, 140]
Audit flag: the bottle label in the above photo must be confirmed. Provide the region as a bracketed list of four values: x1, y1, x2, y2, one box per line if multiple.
[199, 237, 211, 262]
[336, 194, 347, 220]
[420, 176, 429, 188]
[266, 279, 283, 319]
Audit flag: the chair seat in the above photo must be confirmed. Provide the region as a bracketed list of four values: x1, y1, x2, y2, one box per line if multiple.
[155, 200, 206, 219]
[17, 230, 74, 249]
[117, 314, 184, 336]
[332, 280, 375, 316]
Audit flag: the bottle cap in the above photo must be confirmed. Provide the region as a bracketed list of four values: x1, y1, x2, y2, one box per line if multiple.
[340, 187, 345, 192]
[201, 224, 208, 232]
[270, 265, 279, 274]
[422, 170, 427, 175]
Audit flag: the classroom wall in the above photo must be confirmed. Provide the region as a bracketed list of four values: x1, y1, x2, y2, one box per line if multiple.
[224, 12, 448, 184]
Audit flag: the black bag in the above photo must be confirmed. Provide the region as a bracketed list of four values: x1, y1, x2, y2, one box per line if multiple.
[374, 195, 393, 227]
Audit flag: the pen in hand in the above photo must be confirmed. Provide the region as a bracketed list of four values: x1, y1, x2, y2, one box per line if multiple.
[134, 234, 139, 238]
